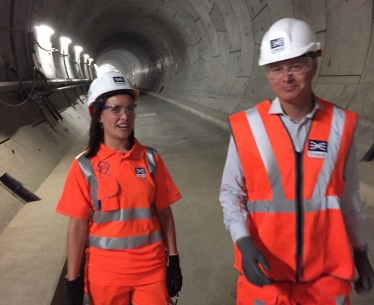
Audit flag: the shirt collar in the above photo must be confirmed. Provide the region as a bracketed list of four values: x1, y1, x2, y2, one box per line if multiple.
[97, 138, 143, 160]
[269, 96, 323, 119]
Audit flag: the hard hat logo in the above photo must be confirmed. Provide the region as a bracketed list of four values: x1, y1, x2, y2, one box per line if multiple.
[270, 38, 285, 53]
[113, 76, 126, 85]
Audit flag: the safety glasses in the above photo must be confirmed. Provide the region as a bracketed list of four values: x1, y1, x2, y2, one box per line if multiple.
[101, 104, 137, 115]
[265, 57, 312, 80]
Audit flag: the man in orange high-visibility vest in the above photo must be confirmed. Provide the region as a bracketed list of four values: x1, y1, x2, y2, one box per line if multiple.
[219, 18, 373, 305]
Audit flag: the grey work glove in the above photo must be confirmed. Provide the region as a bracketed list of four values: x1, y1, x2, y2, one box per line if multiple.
[237, 236, 273, 287]
[353, 250, 374, 295]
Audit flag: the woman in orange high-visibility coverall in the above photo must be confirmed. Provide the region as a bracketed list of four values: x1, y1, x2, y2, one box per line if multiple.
[56, 71, 182, 305]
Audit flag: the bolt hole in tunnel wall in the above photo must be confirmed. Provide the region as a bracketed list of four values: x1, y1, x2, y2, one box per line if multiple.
[1, 0, 374, 304]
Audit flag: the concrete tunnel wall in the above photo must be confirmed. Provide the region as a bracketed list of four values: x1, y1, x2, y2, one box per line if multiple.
[0, 0, 374, 303]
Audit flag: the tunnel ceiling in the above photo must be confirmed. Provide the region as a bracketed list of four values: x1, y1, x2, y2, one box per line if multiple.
[64, 1, 198, 78]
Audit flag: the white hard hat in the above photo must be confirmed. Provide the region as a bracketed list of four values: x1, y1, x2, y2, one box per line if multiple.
[258, 18, 321, 66]
[87, 71, 139, 107]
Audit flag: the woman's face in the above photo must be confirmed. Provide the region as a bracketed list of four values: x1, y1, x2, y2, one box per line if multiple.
[99, 94, 136, 147]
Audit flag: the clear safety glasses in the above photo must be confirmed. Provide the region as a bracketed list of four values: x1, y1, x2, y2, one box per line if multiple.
[101, 104, 137, 116]
[265, 57, 312, 80]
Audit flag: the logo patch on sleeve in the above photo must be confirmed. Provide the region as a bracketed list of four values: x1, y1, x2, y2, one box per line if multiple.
[270, 38, 284, 53]
[135, 167, 146, 178]
[113, 76, 125, 86]
[308, 140, 328, 158]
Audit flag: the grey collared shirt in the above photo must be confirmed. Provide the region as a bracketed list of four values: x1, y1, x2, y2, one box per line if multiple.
[219, 97, 366, 248]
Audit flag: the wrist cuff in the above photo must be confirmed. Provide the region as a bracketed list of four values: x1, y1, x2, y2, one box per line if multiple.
[353, 243, 369, 252]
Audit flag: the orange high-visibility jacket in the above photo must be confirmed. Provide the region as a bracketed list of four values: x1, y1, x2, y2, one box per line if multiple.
[229, 99, 356, 282]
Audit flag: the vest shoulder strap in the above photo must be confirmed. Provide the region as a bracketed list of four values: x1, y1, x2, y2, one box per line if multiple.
[145, 146, 157, 178]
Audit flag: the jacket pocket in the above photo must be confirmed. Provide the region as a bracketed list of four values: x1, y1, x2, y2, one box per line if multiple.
[318, 276, 351, 301]
[97, 176, 119, 212]
[238, 274, 278, 304]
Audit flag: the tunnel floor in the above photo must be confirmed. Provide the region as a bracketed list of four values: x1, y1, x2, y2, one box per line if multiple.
[76, 94, 374, 304]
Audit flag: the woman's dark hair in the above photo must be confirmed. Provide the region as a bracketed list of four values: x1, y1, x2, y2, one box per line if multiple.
[85, 90, 135, 158]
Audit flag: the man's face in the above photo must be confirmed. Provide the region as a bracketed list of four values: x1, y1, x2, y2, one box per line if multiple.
[266, 56, 318, 104]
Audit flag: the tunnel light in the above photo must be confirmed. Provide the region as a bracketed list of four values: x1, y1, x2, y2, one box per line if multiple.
[74, 46, 83, 53]
[35, 25, 54, 37]
[83, 54, 90, 63]
[60, 37, 72, 54]
[34, 24, 56, 77]
[35, 25, 54, 50]
[74, 46, 83, 63]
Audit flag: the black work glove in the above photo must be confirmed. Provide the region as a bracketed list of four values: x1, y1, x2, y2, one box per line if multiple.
[353, 250, 374, 295]
[237, 236, 273, 287]
[64, 275, 84, 305]
[167, 254, 183, 297]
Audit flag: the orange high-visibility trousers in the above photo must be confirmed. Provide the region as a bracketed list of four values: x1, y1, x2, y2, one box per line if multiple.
[237, 274, 351, 305]
[87, 280, 172, 305]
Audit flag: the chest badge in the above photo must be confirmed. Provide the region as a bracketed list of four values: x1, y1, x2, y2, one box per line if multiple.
[308, 140, 328, 158]
[97, 161, 110, 175]
[135, 167, 146, 178]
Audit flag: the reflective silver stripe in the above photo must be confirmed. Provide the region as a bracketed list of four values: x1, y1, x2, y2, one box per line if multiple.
[335, 295, 346, 305]
[247, 196, 340, 213]
[89, 230, 163, 250]
[312, 107, 345, 200]
[76, 153, 100, 210]
[245, 108, 286, 202]
[92, 206, 156, 224]
[254, 300, 265, 305]
[146, 146, 157, 176]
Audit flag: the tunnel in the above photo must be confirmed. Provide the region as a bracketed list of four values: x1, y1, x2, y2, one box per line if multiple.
[0, 0, 374, 304]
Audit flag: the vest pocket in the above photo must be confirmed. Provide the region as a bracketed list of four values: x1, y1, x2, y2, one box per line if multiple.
[97, 176, 119, 212]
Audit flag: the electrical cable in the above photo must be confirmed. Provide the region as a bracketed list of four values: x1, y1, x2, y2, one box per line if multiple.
[9, 0, 23, 98]
[32, 36, 57, 53]
[0, 66, 47, 107]
[0, 87, 35, 107]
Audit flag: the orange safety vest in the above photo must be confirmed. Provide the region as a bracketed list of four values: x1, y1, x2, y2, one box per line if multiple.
[229, 99, 356, 283]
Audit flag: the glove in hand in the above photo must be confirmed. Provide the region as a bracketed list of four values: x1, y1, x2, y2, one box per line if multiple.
[237, 236, 273, 287]
[64, 276, 84, 305]
[167, 254, 183, 297]
[353, 250, 374, 295]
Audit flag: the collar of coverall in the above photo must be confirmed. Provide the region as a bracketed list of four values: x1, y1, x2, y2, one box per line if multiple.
[269, 96, 323, 119]
[97, 138, 143, 160]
